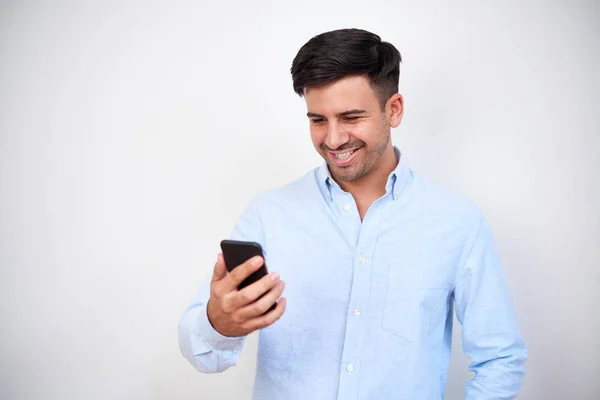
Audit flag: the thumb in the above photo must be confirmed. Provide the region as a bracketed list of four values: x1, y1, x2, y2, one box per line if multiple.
[211, 253, 227, 283]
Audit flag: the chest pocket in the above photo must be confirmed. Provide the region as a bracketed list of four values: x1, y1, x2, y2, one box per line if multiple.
[381, 278, 447, 343]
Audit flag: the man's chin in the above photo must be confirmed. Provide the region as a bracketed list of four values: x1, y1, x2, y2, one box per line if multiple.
[329, 166, 358, 183]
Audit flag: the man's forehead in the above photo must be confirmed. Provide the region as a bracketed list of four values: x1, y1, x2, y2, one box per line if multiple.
[304, 76, 377, 114]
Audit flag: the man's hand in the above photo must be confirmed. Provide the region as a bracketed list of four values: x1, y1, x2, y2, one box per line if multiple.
[206, 253, 286, 337]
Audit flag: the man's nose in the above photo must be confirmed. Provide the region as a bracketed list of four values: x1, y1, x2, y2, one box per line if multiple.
[325, 122, 350, 150]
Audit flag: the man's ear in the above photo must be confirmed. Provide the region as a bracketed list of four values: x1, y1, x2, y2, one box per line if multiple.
[386, 94, 404, 128]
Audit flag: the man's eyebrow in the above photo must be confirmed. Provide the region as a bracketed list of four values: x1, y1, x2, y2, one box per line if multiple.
[337, 109, 368, 117]
[306, 109, 368, 118]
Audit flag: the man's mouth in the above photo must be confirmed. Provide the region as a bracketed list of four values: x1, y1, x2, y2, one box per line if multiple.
[334, 149, 356, 160]
[328, 146, 362, 166]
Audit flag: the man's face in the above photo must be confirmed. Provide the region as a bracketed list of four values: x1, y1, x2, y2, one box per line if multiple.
[304, 75, 392, 183]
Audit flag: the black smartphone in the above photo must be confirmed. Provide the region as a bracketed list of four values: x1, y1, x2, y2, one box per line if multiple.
[220, 239, 277, 312]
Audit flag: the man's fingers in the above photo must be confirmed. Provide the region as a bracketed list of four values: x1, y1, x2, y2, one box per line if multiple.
[242, 297, 287, 332]
[223, 256, 264, 292]
[238, 280, 285, 319]
[231, 271, 281, 308]
[211, 253, 228, 283]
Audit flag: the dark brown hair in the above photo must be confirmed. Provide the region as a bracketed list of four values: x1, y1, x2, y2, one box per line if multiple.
[291, 28, 401, 108]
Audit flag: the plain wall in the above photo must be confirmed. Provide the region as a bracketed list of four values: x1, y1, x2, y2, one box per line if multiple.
[1, 1, 599, 399]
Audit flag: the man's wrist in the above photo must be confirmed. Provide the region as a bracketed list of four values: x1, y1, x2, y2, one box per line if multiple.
[199, 300, 245, 345]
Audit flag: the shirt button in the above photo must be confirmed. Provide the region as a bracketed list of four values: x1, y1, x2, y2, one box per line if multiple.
[359, 256, 366, 264]
[346, 364, 354, 372]
[353, 308, 360, 316]
[394, 191, 399, 198]
[343, 204, 351, 212]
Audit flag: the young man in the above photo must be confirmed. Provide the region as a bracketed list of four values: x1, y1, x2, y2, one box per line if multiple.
[179, 29, 527, 399]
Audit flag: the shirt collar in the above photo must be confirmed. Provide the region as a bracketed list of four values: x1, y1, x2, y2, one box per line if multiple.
[317, 146, 411, 201]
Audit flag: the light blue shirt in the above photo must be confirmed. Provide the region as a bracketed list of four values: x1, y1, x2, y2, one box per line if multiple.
[178, 148, 527, 399]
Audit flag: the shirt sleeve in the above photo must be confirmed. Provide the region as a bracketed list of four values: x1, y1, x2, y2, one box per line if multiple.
[454, 215, 528, 399]
[178, 197, 266, 373]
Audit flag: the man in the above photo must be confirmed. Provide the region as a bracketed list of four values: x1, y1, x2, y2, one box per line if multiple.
[179, 28, 527, 399]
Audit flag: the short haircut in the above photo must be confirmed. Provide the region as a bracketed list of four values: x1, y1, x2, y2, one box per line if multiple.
[291, 28, 401, 108]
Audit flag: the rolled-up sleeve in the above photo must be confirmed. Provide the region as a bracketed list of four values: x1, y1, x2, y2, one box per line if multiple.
[178, 278, 246, 373]
[178, 196, 267, 373]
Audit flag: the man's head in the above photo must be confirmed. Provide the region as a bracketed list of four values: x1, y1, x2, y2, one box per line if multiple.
[291, 28, 404, 184]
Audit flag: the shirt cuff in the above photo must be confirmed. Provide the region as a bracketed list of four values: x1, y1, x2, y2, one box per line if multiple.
[192, 301, 246, 355]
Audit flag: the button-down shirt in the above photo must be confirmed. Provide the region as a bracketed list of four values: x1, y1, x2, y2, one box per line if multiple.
[178, 148, 527, 399]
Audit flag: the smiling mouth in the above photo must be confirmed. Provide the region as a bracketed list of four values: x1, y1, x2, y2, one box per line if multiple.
[328, 146, 362, 167]
[333, 149, 356, 160]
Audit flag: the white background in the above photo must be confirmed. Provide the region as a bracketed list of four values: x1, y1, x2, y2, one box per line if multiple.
[1, 1, 599, 399]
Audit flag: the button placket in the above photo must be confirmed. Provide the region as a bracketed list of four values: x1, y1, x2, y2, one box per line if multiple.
[337, 198, 385, 400]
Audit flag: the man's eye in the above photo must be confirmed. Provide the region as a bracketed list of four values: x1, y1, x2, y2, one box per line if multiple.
[343, 117, 360, 122]
[311, 119, 325, 124]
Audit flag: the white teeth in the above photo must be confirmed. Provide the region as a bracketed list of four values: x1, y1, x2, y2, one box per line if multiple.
[335, 150, 354, 160]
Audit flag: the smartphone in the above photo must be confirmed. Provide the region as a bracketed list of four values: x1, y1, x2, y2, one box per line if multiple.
[219, 239, 277, 312]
